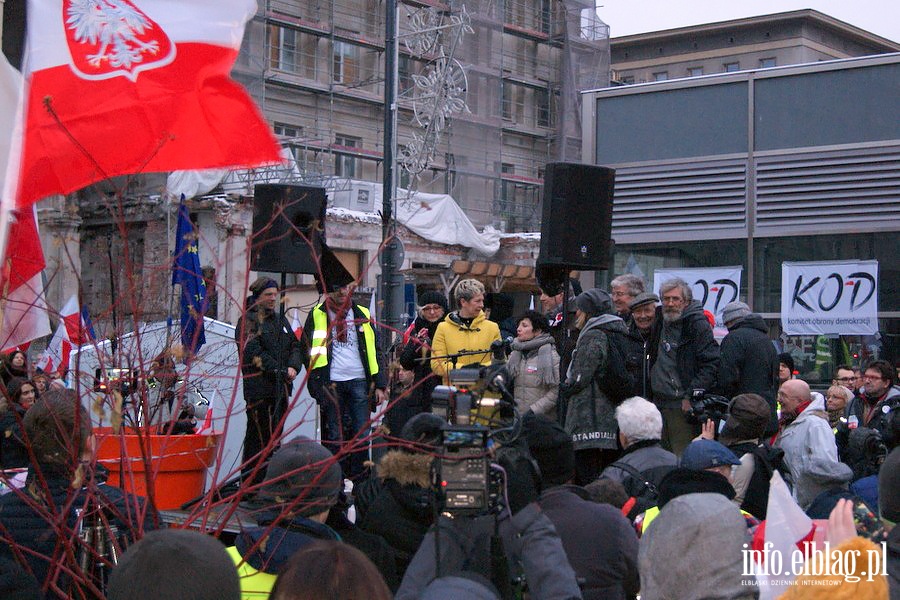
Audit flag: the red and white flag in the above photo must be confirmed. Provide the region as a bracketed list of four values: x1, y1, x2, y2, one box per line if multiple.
[16, 0, 281, 210]
[290, 309, 303, 340]
[0, 52, 50, 351]
[35, 295, 86, 373]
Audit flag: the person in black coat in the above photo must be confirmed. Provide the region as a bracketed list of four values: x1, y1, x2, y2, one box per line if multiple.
[525, 415, 640, 600]
[0, 389, 156, 597]
[716, 302, 779, 435]
[234, 277, 302, 487]
[0, 378, 38, 468]
[354, 413, 441, 577]
[392, 291, 448, 435]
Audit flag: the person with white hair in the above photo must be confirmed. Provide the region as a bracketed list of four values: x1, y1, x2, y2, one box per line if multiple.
[598, 397, 677, 518]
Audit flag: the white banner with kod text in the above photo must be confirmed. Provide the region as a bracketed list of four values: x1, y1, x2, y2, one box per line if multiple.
[653, 266, 743, 338]
[781, 260, 879, 336]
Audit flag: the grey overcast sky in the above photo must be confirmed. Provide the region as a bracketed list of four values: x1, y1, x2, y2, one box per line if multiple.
[597, 1, 900, 44]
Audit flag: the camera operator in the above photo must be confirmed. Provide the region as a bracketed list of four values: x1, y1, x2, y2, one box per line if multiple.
[395, 420, 583, 600]
[0, 389, 157, 597]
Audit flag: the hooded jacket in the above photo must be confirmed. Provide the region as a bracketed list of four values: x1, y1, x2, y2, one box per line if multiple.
[356, 451, 435, 575]
[717, 314, 779, 406]
[639, 493, 756, 600]
[562, 314, 626, 451]
[430, 311, 501, 382]
[775, 394, 852, 509]
[396, 503, 583, 600]
[507, 334, 560, 418]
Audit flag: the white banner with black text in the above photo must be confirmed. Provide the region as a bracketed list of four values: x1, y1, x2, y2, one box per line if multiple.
[781, 260, 879, 336]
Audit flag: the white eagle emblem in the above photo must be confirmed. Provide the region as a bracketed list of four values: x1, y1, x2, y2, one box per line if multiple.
[63, 0, 175, 81]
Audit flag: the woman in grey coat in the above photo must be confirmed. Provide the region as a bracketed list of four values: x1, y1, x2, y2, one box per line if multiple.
[507, 310, 560, 420]
[561, 288, 627, 484]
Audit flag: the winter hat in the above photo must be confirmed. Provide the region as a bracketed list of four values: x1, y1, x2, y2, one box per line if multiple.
[257, 436, 342, 516]
[639, 493, 754, 600]
[574, 288, 612, 317]
[722, 301, 751, 326]
[718, 393, 771, 444]
[249, 276, 277, 297]
[779, 352, 796, 374]
[878, 447, 900, 523]
[418, 290, 449, 312]
[628, 292, 659, 311]
[680, 439, 741, 471]
[522, 414, 575, 487]
[107, 529, 240, 600]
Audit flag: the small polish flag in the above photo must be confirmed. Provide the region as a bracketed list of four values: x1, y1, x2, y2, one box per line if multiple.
[35, 295, 91, 374]
[196, 389, 216, 434]
[290, 309, 303, 340]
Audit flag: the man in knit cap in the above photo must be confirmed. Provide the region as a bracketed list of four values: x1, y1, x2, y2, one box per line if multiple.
[227, 437, 350, 597]
[235, 276, 303, 487]
[525, 415, 640, 600]
[717, 300, 779, 436]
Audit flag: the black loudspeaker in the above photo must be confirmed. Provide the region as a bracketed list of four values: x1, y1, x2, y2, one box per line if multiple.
[537, 163, 615, 271]
[251, 184, 326, 274]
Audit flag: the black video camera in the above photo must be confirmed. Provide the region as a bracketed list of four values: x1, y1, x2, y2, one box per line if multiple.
[432, 425, 497, 516]
[686, 389, 730, 425]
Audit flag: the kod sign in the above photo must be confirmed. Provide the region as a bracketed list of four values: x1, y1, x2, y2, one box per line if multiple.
[781, 260, 879, 336]
[653, 266, 743, 338]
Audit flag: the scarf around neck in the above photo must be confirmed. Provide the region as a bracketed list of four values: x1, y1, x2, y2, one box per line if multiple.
[508, 334, 558, 386]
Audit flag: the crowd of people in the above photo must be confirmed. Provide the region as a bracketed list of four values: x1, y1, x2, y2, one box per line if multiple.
[0, 271, 897, 599]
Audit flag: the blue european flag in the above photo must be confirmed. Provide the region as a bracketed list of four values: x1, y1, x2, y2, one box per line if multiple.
[172, 197, 207, 354]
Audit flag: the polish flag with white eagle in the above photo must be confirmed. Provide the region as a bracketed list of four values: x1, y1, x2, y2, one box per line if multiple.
[16, 0, 281, 210]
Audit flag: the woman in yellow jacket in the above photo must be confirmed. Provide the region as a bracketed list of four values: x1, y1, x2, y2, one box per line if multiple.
[430, 279, 501, 384]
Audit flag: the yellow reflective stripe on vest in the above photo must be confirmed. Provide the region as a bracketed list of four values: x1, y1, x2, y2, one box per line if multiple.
[226, 546, 276, 599]
[641, 504, 753, 535]
[309, 304, 379, 376]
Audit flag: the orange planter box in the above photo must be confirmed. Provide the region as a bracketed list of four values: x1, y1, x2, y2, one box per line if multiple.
[94, 427, 221, 510]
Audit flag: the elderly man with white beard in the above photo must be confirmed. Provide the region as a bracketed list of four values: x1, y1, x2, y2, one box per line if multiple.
[649, 278, 721, 457]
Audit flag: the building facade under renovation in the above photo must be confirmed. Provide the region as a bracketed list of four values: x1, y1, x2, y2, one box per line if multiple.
[33, 0, 611, 337]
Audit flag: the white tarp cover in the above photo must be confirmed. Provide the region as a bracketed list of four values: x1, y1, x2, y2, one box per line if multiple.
[71, 318, 317, 488]
[394, 188, 501, 256]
